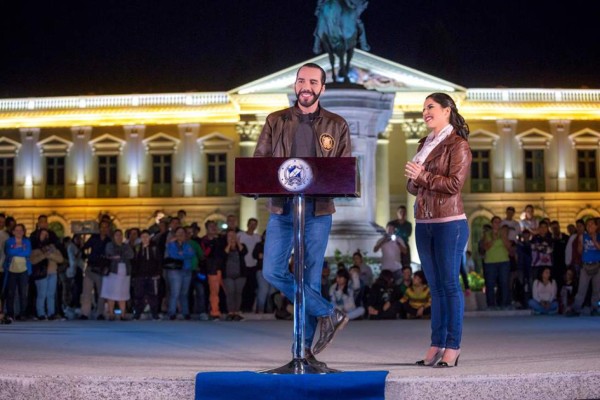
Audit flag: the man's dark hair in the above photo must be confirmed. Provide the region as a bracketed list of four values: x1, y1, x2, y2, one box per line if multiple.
[413, 270, 427, 285]
[576, 219, 585, 225]
[127, 227, 140, 238]
[297, 63, 326, 85]
[38, 214, 48, 221]
[377, 269, 394, 286]
[506, 206, 515, 212]
[205, 219, 216, 230]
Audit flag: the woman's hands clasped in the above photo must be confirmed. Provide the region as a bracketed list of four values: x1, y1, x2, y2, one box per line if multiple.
[405, 161, 424, 180]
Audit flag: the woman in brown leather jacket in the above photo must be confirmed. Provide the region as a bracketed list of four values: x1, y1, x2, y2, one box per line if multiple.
[405, 92, 471, 368]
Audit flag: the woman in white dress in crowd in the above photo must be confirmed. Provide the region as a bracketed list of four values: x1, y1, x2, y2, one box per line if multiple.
[101, 229, 134, 320]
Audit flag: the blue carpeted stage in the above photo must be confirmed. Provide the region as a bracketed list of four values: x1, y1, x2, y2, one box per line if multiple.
[195, 371, 388, 400]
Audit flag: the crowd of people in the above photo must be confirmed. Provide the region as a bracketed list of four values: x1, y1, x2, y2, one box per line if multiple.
[312, 207, 432, 322]
[477, 205, 600, 317]
[0, 211, 277, 324]
[0, 203, 598, 325]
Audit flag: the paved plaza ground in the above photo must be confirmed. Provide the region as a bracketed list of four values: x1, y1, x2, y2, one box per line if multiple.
[0, 315, 599, 399]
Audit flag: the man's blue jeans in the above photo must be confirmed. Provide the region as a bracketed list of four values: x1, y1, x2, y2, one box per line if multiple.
[263, 200, 334, 349]
[484, 261, 510, 308]
[416, 220, 469, 350]
[166, 269, 192, 317]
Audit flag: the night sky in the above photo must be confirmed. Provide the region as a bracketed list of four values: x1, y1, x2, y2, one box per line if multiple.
[1, 1, 599, 98]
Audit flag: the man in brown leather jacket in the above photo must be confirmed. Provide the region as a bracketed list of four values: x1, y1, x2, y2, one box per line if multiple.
[253, 63, 351, 362]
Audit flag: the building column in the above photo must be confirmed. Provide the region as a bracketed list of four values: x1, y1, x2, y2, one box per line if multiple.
[178, 124, 200, 197]
[70, 127, 92, 198]
[19, 128, 41, 199]
[236, 120, 262, 225]
[316, 89, 396, 257]
[375, 125, 392, 227]
[497, 120, 517, 192]
[124, 125, 145, 198]
[401, 115, 427, 266]
[550, 120, 571, 192]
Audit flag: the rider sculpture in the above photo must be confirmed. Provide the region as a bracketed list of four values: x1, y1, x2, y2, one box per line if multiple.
[312, 0, 370, 83]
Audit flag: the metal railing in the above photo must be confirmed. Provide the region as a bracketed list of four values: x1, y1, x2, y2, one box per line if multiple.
[467, 89, 600, 103]
[0, 92, 230, 112]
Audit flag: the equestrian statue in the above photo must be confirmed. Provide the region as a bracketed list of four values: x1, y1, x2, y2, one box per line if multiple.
[313, 0, 370, 83]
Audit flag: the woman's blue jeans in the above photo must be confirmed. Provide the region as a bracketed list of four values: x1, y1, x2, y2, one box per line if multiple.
[35, 273, 58, 317]
[528, 299, 558, 314]
[256, 270, 275, 313]
[263, 200, 334, 349]
[416, 220, 469, 350]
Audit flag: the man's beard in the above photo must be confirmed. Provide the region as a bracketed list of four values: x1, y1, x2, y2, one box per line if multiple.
[296, 89, 322, 108]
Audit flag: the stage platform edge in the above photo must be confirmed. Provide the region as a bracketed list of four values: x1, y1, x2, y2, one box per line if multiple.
[1, 370, 599, 400]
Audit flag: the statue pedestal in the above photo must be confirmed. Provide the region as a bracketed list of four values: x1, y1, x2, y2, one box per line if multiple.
[290, 88, 395, 258]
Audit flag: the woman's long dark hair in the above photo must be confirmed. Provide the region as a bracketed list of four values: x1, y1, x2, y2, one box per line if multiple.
[36, 228, 51, 248]
[426, 92, 469, 140]
[336, 268, 350, 295]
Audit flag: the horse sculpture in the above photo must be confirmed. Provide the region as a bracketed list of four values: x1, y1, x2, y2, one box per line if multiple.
[313, 0, 370, 83]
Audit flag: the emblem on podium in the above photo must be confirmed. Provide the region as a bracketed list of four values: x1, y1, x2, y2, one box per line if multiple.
[278, 158, 314, 192]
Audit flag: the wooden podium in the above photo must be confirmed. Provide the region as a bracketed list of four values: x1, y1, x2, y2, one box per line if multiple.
[235, 157, 359, 374]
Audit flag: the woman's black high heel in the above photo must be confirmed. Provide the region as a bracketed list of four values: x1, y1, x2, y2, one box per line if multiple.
[415, 347, 445, 366]
[434, 351, 460, 368]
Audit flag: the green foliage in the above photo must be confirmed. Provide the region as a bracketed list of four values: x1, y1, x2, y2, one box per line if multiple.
[327, 248, 380, 275]
[466, 271, 485, 291]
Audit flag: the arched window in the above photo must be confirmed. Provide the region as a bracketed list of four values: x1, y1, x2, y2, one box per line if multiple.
[89, 133, 126, 198]
[197, 133, 234, 197]
[0, 137, 20, 199]
[569, 129, 600, 192]
[469, 130, 499, 193]
[37, 135, 73, 199]
[515, 129, 552, 193]
[143, 133, 180, 198]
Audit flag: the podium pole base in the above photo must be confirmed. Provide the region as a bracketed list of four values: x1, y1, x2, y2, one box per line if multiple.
[260, 358, 342, 375]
